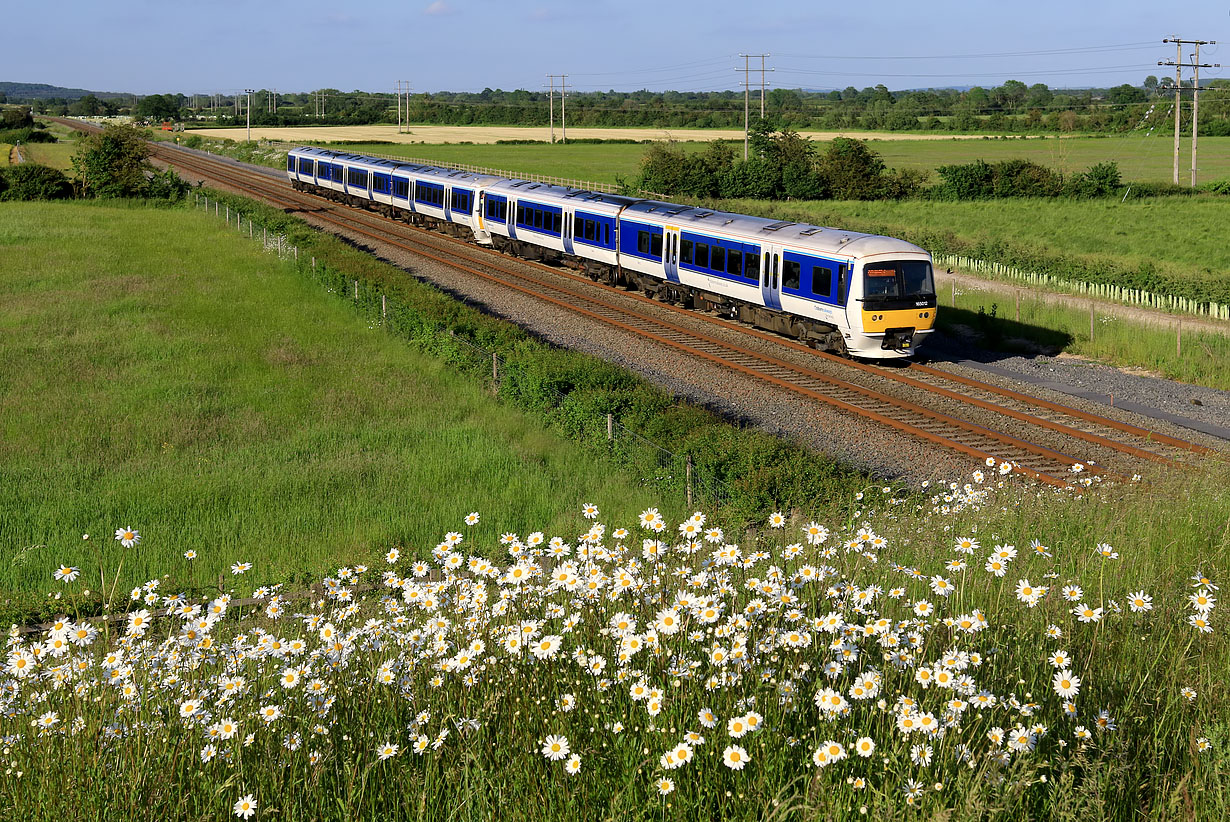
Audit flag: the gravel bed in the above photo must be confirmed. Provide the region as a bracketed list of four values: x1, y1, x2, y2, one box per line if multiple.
[920, 333, 1230, 448]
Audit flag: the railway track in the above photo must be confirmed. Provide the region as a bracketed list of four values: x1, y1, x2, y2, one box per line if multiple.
[67, 122, 1211, 488]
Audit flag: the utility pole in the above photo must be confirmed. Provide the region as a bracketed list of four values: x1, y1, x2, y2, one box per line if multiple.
[1160, 38, 1218, 186]
[738, 54, 771, 160]
[760, 54, 773, 118]
[397, 80, 401, 133]
[547, 74, 568, 143]
[245, 89, 254, 142]
[546, 75, 555, 143]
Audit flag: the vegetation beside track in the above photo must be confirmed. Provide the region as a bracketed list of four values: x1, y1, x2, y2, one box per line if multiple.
[1, 198, 1227, 822]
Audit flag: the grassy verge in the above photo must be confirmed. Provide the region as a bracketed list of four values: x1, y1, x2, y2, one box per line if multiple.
[17, 141, 76, 171]
[935, 280, 1230, 389]
[0, 201, 680, 620]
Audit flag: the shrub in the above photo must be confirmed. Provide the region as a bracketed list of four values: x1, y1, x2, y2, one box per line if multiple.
[0, 163, 72, 201]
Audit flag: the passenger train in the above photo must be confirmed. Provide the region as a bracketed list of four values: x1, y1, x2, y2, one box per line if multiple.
[286, 146, 937, 358]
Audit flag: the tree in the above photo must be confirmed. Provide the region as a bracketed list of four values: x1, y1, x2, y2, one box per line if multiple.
[1108, 84, 1146, 105]
[135, 94, 180, 122]
[69, 94, 105, 116]
[2, 106, 34, 129]
[815, 138, 887, 199]
[71, 124, 153, 197]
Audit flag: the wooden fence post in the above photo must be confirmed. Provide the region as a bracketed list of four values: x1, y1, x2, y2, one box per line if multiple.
[1089, 302, 1095, 341]
[492, 353, 499, 393]
[607, 413, 614, 442]
[1177, 319, 1182, 358]
[686, 455, 693, 508]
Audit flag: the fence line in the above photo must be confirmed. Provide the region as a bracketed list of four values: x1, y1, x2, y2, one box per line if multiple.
[935, 253, 1230, 322]
[194, 192, 732, 513]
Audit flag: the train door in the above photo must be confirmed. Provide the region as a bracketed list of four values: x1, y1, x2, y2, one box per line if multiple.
[761, 246, 783, 310]
[562, 209, 574, 256]
[663, 226, 680, 282]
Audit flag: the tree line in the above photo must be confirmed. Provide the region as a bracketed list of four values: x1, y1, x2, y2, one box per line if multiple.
[11, 77, 1229, 136]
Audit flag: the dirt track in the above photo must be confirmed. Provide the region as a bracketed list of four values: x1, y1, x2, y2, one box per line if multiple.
[184, 124, 1010, 145]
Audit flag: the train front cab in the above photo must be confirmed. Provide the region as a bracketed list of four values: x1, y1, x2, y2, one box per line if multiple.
[846, 257, 937, 358]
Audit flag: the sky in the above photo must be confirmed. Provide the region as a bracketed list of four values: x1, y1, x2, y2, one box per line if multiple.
[7, 0, 1229, 96]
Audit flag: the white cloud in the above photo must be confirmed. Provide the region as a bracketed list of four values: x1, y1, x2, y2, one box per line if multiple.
[423, 1, 453, 15]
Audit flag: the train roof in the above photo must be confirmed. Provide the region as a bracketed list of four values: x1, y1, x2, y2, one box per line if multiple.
[622, 200, 926, 258]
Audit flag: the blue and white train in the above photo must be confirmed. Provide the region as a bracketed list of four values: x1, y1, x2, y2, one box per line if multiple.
[287, 146, 937, 358]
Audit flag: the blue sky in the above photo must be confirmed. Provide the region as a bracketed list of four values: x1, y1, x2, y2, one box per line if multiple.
[9, 0, 1228, 95]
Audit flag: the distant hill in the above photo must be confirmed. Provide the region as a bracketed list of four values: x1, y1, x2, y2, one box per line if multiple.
[0, 82, 131, 101]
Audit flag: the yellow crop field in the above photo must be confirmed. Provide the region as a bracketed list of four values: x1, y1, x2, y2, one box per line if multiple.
[184, 123, 997, 145]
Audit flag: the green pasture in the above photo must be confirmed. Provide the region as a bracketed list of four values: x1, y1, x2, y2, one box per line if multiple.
[0, 201, 671, 614]
[863, 134, 1230, 186]
[309, 139, 709, 185]
[299, 134, 1230, 188]
[17, 140, 76, 170]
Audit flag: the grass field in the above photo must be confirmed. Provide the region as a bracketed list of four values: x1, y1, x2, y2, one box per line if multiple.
[0, 201, 676, 615]
[17, 140, 76, 170]
[259, 132, 1230, 187]
[1, 198, 1227, 821]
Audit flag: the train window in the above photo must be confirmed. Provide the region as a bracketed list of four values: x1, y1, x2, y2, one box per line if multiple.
[534, 210, 544, 230]
[637, 231, 651, 255]
[727, 248, 742, 277]
[783, 259, 801, 291]
[681, 239, 693, 264]
[745, 251, 760, 280]
[287, 155, 296, 171]
[812, 266, 832, 297]
[393, 180, 408, 198]
[584, 220, 595, 241]
[694, 243, 709, 269]
[838, 264, 848, 302]
[651, 233, 663, 258]
[516, 204, 525, 224]
[710, 246, 725, 273]
[604, 224, 611, 247]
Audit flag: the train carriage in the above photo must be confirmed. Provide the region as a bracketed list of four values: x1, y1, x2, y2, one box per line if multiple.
[285, 145, 937, 359]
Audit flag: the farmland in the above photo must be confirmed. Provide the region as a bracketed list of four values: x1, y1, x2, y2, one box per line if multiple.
[184, 123, 1230, 186]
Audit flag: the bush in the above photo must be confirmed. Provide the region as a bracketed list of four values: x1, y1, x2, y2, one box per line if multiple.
[934, 158, 1063, 199]
[0, 163, 72, 201]
[1063, 161, 1121, 197]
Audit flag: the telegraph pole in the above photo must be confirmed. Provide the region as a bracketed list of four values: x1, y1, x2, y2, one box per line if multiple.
[1160, 37, 1218, 186]
[396, 81, 401, 132]
[738, 54, 771, 159]
[546, 74, 568, 143]
[546, 74, 556, 143]
[245, 89, 254, 142]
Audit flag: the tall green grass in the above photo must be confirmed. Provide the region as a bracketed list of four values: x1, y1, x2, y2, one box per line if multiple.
[0, 201, 678, 619]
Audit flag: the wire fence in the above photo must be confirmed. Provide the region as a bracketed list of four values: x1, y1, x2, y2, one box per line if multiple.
[193, 192, 736, 513]
[935, 253, 1230, 321]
